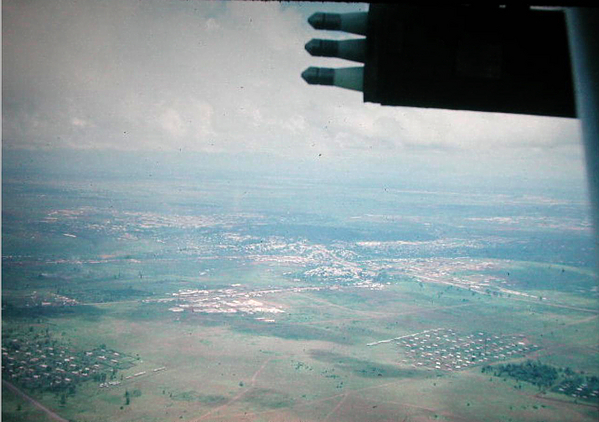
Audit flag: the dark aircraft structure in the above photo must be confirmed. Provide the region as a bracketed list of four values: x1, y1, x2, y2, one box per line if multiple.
[301, 4, 599, 250]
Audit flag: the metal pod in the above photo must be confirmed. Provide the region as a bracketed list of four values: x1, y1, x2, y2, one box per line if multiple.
[307, 12, 368, 36]
[305, 39, 366, 63]
[301, 67, 364, 92]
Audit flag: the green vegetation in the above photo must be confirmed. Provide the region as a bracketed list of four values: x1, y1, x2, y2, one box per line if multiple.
[483, 361, 599, 401]
[169, 391, 227, 405]
[2, 160, 597, 422]
[482, 361, 558, 389]
[310, 349, 420, 379]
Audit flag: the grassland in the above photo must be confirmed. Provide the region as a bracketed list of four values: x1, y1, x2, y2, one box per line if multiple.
[3, 171, 598, 422]
[3, 267, 598, 422]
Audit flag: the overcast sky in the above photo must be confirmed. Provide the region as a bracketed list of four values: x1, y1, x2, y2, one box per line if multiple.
[2, 0, 588, 183]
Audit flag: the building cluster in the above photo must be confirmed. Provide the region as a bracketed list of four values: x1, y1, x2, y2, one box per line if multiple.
[101, 368, 167, 387]
[353, 237, 481, 257]
[304, 264, 376, 282]
[41, 293, 79, 307]
[380, 257, 544, 300]
[2, 336, 134, 392]
[394, 328, 538, 372]
[466, 215, 592, 233]
[398, 258, 507, 292]
[171, 298, 285, 315]
[14, 291, 79, 308]
[99, 380, 121, 388]
[168, 287, 286, 316]
[164, 281, 385, 319]
[555, 378, 599, 400]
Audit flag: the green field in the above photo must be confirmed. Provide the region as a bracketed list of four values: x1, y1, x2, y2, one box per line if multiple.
[3, 265, 598, 422]
[3, 172, 598, 422]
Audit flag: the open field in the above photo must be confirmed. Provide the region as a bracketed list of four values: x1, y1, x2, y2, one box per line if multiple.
[3, 164, 598, 422]
[4, 272, 598, 422]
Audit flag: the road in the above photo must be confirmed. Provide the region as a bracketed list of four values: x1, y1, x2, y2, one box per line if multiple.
[193, 357, 273, 422]
[2, 380, 69, 422]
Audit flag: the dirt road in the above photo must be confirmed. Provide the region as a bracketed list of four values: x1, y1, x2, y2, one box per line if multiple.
[3, 380, 69, 422]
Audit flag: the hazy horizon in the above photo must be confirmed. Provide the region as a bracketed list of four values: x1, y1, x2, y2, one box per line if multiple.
[3, 0, 587, 187]
[3, 2, 598, 422]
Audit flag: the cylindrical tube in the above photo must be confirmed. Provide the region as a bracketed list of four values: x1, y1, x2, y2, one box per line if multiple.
[305, 39, 366, 63]
[301, 67, 364, 92]
[308, 12, 368, 36]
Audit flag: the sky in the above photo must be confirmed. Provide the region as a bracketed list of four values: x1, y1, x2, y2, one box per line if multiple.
[1, 0, 589, 186]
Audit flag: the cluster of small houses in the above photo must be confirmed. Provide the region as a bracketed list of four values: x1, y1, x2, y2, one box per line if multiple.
[163, 287, 291, 317]
[555, 378, 599, 400]
[166, 282, 385, 318]
[398, 258, 533, 297]
[18, 291, 79, 308]
[99, 367, 166, 388]
[303, 264, 377, 283]
[1, 337, 133, 392]
[396, 328, 539, 372]
[40, 293, 79, 307]
[169, 297, 285, 316]
[167, 286, 306, 316]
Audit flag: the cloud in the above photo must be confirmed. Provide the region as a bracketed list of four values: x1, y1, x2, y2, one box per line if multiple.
[2, 0, 584, 176]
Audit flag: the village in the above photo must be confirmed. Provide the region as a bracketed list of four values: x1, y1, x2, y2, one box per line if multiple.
[369, 328, 539, 372]
[8, 291, 79, 309]
[554, 376, 599, 400]
[1, 331, 137, 393]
